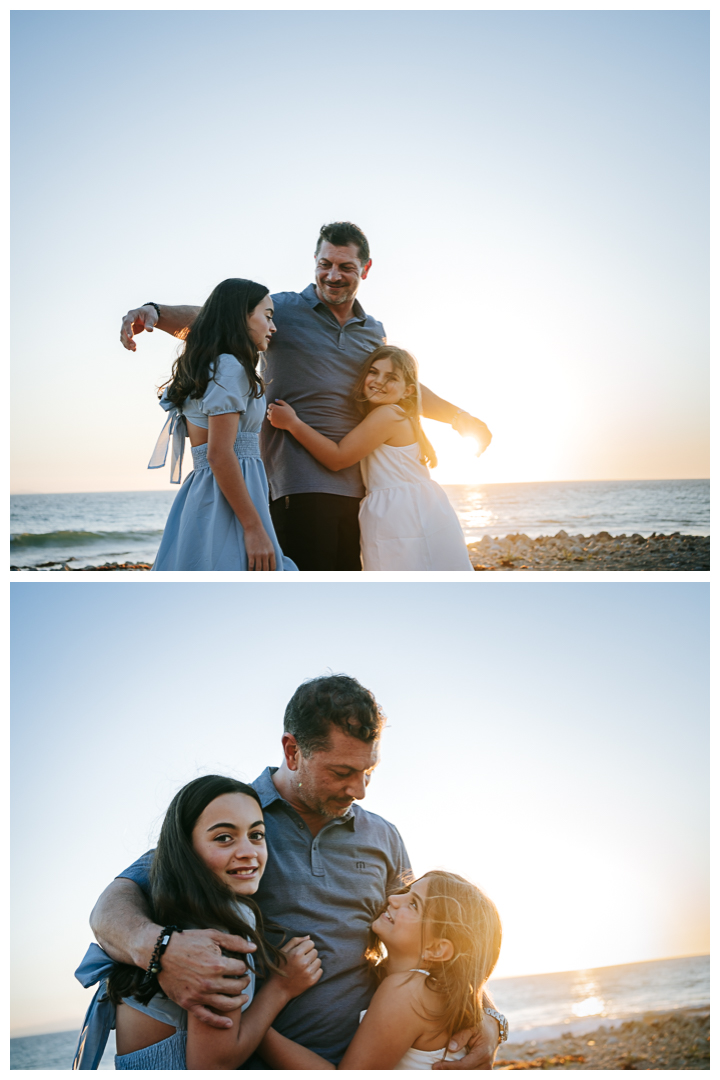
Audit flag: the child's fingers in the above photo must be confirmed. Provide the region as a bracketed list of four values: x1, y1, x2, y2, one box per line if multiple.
[291, 937, 316, 956]
[281, 935, 310, 953]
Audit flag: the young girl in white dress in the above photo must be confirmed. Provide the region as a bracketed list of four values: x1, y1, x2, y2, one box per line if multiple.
[267, 346, 474, 570]
[257, 870, 503, 1070]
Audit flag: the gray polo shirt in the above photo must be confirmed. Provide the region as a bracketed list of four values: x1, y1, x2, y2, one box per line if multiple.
[260, 284, 386, 501]
[118, 767, 411, 1065]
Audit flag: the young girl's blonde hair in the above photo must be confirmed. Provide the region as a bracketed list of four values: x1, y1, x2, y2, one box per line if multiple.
[354, 346, 438, 469]
[367, 871, 502, 1045]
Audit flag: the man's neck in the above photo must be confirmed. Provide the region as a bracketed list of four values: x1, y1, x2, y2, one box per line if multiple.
[329, 303, 355, 327]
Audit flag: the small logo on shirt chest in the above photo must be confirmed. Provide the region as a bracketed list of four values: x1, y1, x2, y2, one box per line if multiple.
[356, 860, 367, 869]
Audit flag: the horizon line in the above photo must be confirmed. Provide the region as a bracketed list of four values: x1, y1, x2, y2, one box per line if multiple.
[10, 477, 710, 497]
[11, 952, 709, 1040]
[491, 951, 709, 984]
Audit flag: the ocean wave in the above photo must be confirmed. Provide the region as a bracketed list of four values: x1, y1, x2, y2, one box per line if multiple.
[10, 529, 163, 549]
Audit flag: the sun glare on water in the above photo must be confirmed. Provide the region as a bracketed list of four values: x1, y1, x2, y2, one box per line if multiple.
[572, 996, 605, 1017]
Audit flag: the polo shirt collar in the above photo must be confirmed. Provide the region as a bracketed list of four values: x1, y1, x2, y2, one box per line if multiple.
[300, 283, 368, 325]
[253, 765, 356, 828]
[252, 766, 285, 808]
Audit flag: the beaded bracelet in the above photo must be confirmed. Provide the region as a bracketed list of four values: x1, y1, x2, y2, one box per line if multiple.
[143, 301, 161, 322]
[140, 925, 182, 989]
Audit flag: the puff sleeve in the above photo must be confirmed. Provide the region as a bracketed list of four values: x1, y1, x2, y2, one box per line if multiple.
[201, 354, 253, 417]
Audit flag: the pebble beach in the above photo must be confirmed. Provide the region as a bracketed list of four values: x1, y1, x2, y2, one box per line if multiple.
[10, 530, 710, 571]
[495, 1007, 710, 1070]
[468, 531, 709, 571]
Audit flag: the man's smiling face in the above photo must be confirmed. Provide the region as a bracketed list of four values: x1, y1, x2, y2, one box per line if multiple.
[314, 240, 371, 309]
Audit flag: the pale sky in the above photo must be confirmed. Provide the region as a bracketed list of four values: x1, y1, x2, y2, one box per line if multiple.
[11, 10, 709, 493]
[11, 582, 709, 1036]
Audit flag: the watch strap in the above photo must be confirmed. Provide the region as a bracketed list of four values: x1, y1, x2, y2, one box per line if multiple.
[484, 1006, 509, 1042]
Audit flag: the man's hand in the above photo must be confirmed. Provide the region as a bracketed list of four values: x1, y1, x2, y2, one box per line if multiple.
[432, 1015, 500, 1070]
[156, 928, 256, 1029]
[452, 412, 492, 456]
[120, 305, 158, 351]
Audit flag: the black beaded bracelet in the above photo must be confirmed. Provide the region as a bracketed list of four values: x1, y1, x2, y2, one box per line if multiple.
[141, 925, 182, 987]
[143, 301, 161, 321]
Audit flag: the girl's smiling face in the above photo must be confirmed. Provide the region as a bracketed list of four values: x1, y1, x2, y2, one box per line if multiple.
[191, 792, 268, 896]
[363, 356, 412, 408]
[372, 878, 430, 960]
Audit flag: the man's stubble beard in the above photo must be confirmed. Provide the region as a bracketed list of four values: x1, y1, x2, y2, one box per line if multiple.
[316, 282, 357, 308]
[296, 775, 352, 820]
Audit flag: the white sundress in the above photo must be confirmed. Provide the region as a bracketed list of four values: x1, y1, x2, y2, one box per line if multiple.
[359, 442, 473, 571]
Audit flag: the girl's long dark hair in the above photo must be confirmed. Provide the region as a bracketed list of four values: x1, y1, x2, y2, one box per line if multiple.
[106, 775, 284, 1005]
[162, 279, 269, 408]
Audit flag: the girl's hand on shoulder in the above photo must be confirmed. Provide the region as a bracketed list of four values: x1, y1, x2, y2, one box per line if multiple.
[267, 400, 297, 430]
[276, 935, 322, 998]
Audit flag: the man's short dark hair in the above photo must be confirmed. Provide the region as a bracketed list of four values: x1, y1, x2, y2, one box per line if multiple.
[284, 674, 385, 755]
[315, 222, 371, 266]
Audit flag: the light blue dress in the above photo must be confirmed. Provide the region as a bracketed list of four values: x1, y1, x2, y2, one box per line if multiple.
[72, 903, 257, 1070]
[148, 354, 297, 571]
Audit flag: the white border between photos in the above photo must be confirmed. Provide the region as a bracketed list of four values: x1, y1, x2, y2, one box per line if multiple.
[7, 570, 712, 584]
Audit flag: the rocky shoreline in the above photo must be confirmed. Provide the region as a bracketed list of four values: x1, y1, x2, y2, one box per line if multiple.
[495, 1007, 709, 1070]
[11, 561, 154, 571]
[469, 531, 709, 571]
[9, 531, 710, 572]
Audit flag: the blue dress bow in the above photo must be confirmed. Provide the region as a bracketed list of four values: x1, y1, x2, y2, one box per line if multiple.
[148, 399, 188, 484]
[72, 943, 119, 1069]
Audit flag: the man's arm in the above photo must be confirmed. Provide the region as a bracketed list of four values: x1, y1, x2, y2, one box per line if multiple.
[432, 1006, 501, 1071]
[120, 303, 201, 351]
[90, 877, 255, 1029]
[419, 383, 492, 456]
[90, 877, 158, 966]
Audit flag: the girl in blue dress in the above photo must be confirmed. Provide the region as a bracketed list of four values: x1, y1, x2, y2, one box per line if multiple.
[148, 278, 297, 570]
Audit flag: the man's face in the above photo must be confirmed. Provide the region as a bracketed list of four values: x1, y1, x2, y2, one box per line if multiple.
[314, 241, 371, 309]
[288, 725, 381, 819]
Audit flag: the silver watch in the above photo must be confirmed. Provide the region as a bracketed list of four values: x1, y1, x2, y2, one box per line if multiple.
[484, 1006, 509, 1042]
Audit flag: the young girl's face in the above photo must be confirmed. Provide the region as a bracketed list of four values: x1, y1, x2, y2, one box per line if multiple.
[372, 877, 430, 959]
[191, 792, 268, 896]
[246, 294, 276, 352]
[363, 356, 412, 408]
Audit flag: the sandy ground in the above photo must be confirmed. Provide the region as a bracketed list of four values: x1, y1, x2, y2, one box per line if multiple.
[494, 1007, 709, 1069]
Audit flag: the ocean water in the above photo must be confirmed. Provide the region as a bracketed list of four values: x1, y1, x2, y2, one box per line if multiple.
[487, 953, 709, 1042]
[11, 955, 708, 1068]
[10, 479, 709, 568]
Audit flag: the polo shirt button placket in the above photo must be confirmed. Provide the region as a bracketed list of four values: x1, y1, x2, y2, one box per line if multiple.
[311, 839, 325, 877]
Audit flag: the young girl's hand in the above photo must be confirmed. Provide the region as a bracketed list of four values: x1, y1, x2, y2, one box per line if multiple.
[243, 523, 277, 571]
[275, 935, 322, 998]
[267, 400, 297, 430]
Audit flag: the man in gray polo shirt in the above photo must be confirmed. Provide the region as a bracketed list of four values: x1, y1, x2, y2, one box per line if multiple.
[89, 675, 502, 1068]
[120, 221, 492, 570]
